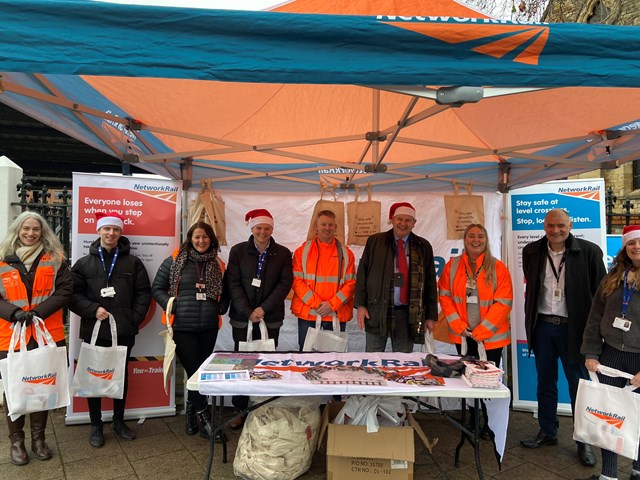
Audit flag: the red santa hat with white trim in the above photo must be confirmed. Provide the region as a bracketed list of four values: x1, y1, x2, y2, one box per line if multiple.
[95, 211, 125, 232]
[388, 202, 416, 224]
[245, 209, 274, 229]
[622, 225, 640, 245]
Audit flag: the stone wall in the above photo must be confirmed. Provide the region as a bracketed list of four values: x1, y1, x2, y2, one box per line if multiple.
[545, 0, 640, 228]
[543, 0, 639, 25]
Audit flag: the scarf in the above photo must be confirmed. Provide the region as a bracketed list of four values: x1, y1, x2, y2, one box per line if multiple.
[387, 237, 425, 341]
[16, 242, 44, 271]
[168, 247, 222, 300]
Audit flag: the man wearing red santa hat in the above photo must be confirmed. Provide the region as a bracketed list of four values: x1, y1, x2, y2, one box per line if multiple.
[70, 211, 151, 448]
[355, 202, 438, 352]
[224, 209, 293, 428]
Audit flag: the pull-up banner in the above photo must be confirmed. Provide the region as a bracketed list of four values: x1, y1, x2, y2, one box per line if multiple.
[507, 178, 606, 414]
[67, 172, 181, 424]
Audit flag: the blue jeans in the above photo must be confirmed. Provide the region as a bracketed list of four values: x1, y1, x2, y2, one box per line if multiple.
[533, 320, 588, 437]
[298, 318, 345, 351]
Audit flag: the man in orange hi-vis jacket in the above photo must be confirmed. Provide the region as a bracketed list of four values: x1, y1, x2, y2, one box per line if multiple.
[291, 210, 356, 351]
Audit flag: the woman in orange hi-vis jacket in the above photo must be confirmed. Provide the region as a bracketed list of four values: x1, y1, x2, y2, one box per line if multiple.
[438, 223, 513, 440]
[0, 212, 72, 466]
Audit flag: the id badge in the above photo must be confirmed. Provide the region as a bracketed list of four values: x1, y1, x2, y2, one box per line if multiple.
[393, 272, 404, 287]
[195, 283, 205, 290]
[465, 278, 476, 290]
[100, 286, 116, 298]
[552, 288, 563, 301]
[613, 316, 632, 332]
[466, 295, 478, 304]
[196, 292, 207, 301]
[251, 278, 262, 287]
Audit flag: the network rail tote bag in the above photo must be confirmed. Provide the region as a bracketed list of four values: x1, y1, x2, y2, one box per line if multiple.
[302, 315, 348, 353]
[239, 319, 276, 352]
[158, 297, 177, 395]
[0, 317, 70, 420]
[71, 314, 127, 399]
[574, 365, 640, 460]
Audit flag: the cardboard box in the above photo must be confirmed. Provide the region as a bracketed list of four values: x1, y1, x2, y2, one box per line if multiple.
[319, 402, 430, 480]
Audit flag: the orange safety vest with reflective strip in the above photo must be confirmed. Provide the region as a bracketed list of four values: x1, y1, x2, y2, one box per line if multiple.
[161, 249, 226, 328]
[437, 253, 513, 350]
[0, 253, 64, 350]
[291, 239, 356, 322]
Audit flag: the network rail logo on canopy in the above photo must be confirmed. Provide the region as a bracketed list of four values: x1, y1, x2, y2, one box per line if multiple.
[378, 16, 550, 65]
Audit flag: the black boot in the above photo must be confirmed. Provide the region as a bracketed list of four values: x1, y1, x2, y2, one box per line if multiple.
[30, 411, 53, 460]
[185, 402, 198, 436]
[196, 408, 213, 439]
[7, 412, 29, 466]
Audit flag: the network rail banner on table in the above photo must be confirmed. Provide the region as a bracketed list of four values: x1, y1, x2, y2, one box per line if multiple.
[507, 179, 606, 413]
[67, 173, 181, 424]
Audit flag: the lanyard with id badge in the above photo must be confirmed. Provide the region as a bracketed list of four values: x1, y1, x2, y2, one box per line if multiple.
[465, 262, 483, 304]
[613, 270, 634, 332]
[98, 246, 118, 298]
[548, 250, 566, 303]
[195, 261, 207, 301]
[252, 249, 268, 288]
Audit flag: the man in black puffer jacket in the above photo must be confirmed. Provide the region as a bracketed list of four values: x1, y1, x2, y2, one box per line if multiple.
[224, 209, 293, 428]
[70, 211, 151, 449]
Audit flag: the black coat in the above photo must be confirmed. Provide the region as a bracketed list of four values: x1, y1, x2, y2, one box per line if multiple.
[523, 233, 606, 363]
[152, 254, 226, 332]
[224, 236, 293, 329]
[355, 229, 438, 340]
[70, 237, 151, 341]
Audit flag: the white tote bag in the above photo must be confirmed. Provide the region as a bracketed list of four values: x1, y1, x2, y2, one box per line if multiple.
[239, 319, 275, 352]
[158, 297, 177, 395]
[302, 315, 348, 353]
[71, 314, 127, 399]
[0, 317, 70, 420]
[574, 365, 640, 460]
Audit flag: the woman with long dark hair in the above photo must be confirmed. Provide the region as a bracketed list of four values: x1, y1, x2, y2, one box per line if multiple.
[581, 225, 640, 480]
[152, 221, 227, 439]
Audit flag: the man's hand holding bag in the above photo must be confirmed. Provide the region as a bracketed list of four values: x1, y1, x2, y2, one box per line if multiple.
[71, 314, 127, 399]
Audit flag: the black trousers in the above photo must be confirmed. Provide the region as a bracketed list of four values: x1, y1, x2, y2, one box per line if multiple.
[173, 329, 218, 412]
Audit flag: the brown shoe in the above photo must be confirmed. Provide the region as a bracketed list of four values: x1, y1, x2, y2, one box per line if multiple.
[227, 414, 245, 430]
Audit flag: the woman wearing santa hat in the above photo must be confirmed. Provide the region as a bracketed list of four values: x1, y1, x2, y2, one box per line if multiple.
[580, 225, 640, 480]
[152, 221, 227, 439]
[0, 211, 73, 465]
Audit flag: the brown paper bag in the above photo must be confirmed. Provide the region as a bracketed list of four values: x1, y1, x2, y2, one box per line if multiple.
[306, 189, 345, 243]
[189, 181, 228, 245]
[346, 188, 381, 245]
[444, 194, 484, 240]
